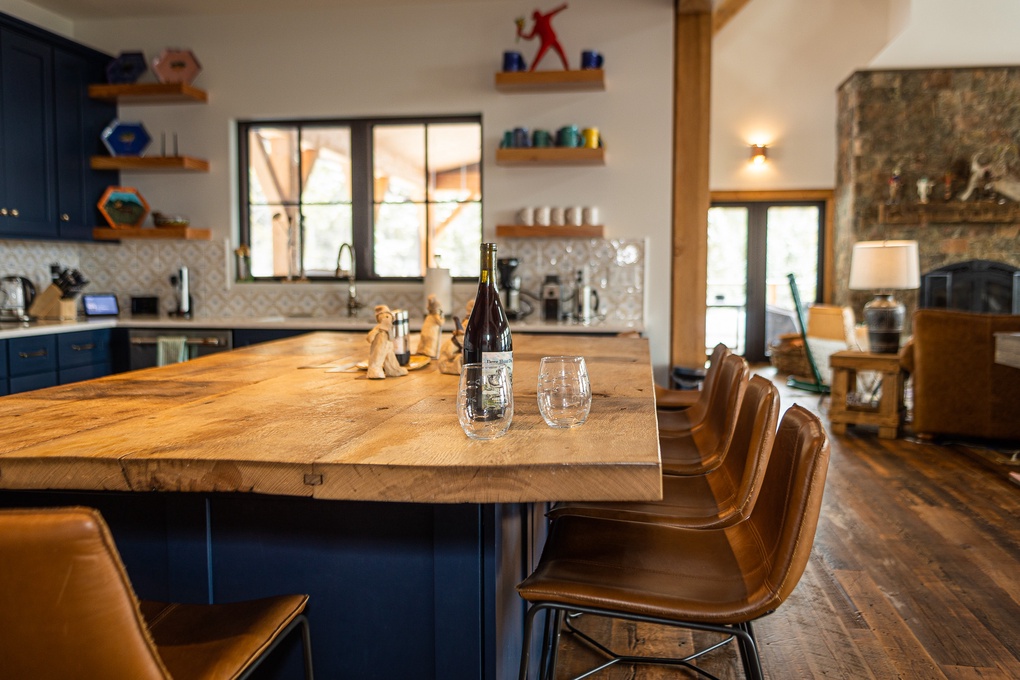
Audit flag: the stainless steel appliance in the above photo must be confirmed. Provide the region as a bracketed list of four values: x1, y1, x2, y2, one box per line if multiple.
[0, 276, 36, 322]
[497, 257, 535, 320]
[126, 328, 232, 370]
[573, 268, 600, 325]
[170, 266, 192, 318]
[542, 274, 562, 322]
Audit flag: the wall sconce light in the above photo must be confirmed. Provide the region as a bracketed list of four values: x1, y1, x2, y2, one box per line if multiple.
[749, 143, 768, 166]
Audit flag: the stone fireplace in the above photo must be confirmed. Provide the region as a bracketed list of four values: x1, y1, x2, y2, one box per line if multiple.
[835, 67, 1020, 321]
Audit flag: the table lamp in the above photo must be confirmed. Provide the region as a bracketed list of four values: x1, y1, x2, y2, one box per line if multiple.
[848, 240, 920, 354]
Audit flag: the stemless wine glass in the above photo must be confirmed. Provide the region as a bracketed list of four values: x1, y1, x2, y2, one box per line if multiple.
[458, 363, 514, 440]
[537, 356, 592, 428]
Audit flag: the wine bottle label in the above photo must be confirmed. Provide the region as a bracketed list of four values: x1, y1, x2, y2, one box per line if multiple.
[481, 351, 513, 404]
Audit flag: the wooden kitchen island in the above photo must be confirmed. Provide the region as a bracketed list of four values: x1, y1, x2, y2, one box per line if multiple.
[0, 332, 661, 680]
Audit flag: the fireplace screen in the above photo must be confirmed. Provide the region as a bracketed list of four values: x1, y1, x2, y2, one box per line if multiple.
[920, 259, 1020, 314]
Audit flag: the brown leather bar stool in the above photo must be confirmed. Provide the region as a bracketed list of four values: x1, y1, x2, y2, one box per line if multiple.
[550, 374, 779, 530]
[659, 353, 749, 475]
[654, 343, 730, 413]
[516, 406, 830, 680]
[0, 506, 314, 680]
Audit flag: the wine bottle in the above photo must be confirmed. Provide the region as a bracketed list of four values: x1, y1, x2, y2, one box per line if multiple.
[463, 242, 513, 387]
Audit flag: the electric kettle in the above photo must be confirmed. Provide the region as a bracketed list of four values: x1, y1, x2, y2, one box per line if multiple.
[0, 276, 36, 322]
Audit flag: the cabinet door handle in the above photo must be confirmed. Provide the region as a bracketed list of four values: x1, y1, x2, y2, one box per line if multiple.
[71, 343, 96, 351]
[0, 208, 7, 216]
[10, 209, 18, 217]
[61, 213, 70, 222]
[18, 349, 48, 359]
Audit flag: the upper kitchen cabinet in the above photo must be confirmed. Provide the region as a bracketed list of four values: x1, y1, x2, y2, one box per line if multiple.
[0, 27, 57, 238]
[55, 49, 119, 241]
[0, 14, 118, 242]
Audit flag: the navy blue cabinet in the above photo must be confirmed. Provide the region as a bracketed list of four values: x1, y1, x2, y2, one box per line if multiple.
[8, 334, 57, 393]
[232, 328, 309, 348]
[0, 13, 115, 242]
[0, 27, 57, 239]
[58, 329, 112, 384]
[0, 338, 7, 395]
[54, 49, 118, 241]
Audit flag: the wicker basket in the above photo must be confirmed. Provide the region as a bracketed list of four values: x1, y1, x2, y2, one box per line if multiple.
[769, 333, 811, 376]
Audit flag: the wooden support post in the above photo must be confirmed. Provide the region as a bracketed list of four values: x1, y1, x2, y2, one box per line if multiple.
[671, 1, 712, 370]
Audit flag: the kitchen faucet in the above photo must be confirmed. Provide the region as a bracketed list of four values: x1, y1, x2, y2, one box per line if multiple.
[335, 242, 363, 317]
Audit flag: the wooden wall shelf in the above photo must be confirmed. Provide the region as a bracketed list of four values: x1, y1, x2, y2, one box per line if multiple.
[496, 225, 604, 238]
[92, 226, 211, 241]
[495, 147, 604, 166]
[88, 82, 208, 104]
[90, 156, 209, 172]
[878, 201, 1020, 224]
[494, 68, 605, 92]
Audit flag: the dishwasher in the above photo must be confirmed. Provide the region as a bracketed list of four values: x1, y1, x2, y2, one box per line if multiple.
[126, 328, 233, 370]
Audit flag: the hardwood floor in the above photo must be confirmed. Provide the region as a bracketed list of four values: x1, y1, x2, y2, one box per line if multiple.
[547, 368, 1020, 679]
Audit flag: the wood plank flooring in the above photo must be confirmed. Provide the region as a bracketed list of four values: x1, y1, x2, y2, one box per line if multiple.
[548, 367, 1020, 679]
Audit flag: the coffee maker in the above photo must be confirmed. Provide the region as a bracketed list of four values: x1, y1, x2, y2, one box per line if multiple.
[497, 257, 525, 320]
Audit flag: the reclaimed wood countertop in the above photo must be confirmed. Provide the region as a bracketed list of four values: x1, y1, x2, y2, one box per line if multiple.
[0, 333, 662, 504]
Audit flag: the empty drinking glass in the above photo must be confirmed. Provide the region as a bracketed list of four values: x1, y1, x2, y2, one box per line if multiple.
[537, 356, 592, 428]
[458, 363, 514, 440]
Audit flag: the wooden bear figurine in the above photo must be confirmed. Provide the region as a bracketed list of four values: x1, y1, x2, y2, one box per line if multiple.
[366, 305, 408, 379]
[415, 294, 444, 359]
[438, 323, 465, 376]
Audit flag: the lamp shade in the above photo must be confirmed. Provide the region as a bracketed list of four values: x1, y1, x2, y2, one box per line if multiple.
[848, 240, 920, 291]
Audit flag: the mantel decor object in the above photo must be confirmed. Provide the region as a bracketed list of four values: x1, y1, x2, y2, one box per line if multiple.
[848, 240, 920, 354]
[101, 120, 152, 157]
[105, 51, 147, 84]
[98, 186, 150, 229]
[152, 48, 202, 85]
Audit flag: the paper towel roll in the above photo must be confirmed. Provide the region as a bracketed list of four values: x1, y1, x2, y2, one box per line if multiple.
[424, 267, 453, 316]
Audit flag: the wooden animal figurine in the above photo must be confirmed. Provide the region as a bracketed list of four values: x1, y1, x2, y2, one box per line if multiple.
[416, 294, 444, 359]
[366, 304, 408, 379]
[438, 315, 465, 375]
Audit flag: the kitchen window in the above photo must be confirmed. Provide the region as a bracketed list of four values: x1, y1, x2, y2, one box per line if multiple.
[238, 115, 482, 281]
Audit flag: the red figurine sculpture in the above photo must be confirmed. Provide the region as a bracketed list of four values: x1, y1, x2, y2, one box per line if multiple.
[516, 4, 570, 71]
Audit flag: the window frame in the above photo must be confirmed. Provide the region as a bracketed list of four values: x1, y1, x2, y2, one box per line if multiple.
[238, 114, 482, 283]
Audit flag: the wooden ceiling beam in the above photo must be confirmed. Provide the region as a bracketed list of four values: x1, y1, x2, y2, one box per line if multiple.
[713, 0, 752, 34]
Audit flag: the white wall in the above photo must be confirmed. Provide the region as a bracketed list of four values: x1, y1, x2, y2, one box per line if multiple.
[69, 0, 675, 375]
[871, 0, 1020, 67]
[710, 0, 891, 191]
[0, 0, 71, 35]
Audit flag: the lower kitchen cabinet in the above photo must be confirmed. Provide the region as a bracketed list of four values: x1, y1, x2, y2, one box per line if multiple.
[232, 328, 309, 348]
[0, 338, 7, 395]
[3, 329, 111, 394]
[8, 334, 57, 393]
[57, 329, 111, 384]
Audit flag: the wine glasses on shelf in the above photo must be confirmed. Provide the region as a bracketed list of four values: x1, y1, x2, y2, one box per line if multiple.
[457, 363, 514, 440]
[537, 356, 592, 428]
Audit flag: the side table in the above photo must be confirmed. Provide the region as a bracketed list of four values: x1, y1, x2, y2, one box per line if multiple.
[828, 350, 905, 439]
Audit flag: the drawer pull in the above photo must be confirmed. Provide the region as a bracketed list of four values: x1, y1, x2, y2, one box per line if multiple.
[130, 337, 225, 347]
[0, 208, 6, 216]
[10, 209, 18, 217]
[18, 349, 48, 359]
[71, 343, 96, 351]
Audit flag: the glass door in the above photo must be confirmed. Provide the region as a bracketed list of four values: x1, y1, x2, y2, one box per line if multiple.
[707, 201, 824, 362]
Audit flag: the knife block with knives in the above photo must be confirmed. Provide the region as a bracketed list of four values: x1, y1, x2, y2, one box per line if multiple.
[29, 284, 78, 320]
[28, 266, 89, 320]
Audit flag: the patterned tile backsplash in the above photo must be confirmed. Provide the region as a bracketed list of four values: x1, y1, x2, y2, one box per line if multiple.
[1, 238, 645, 326]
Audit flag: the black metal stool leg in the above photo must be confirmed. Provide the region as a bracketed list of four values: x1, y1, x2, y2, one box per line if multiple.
[735, 621, 763, 680]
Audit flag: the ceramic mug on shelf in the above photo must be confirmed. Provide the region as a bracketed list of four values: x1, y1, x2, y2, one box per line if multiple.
[550, 207, 565, 226]
[566, 206, 584, 226]
[517, 207, 535, 226]
[580, 50, 604, 70]
[503, 50, 527, 72]
[583, 206, 601, 226]
[582, 127, 600, 149]
[556, 125, 581, 148]
[512, 127, 530, 148]
[532, 129, 553, 148]
[535, 206, 552, 226]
